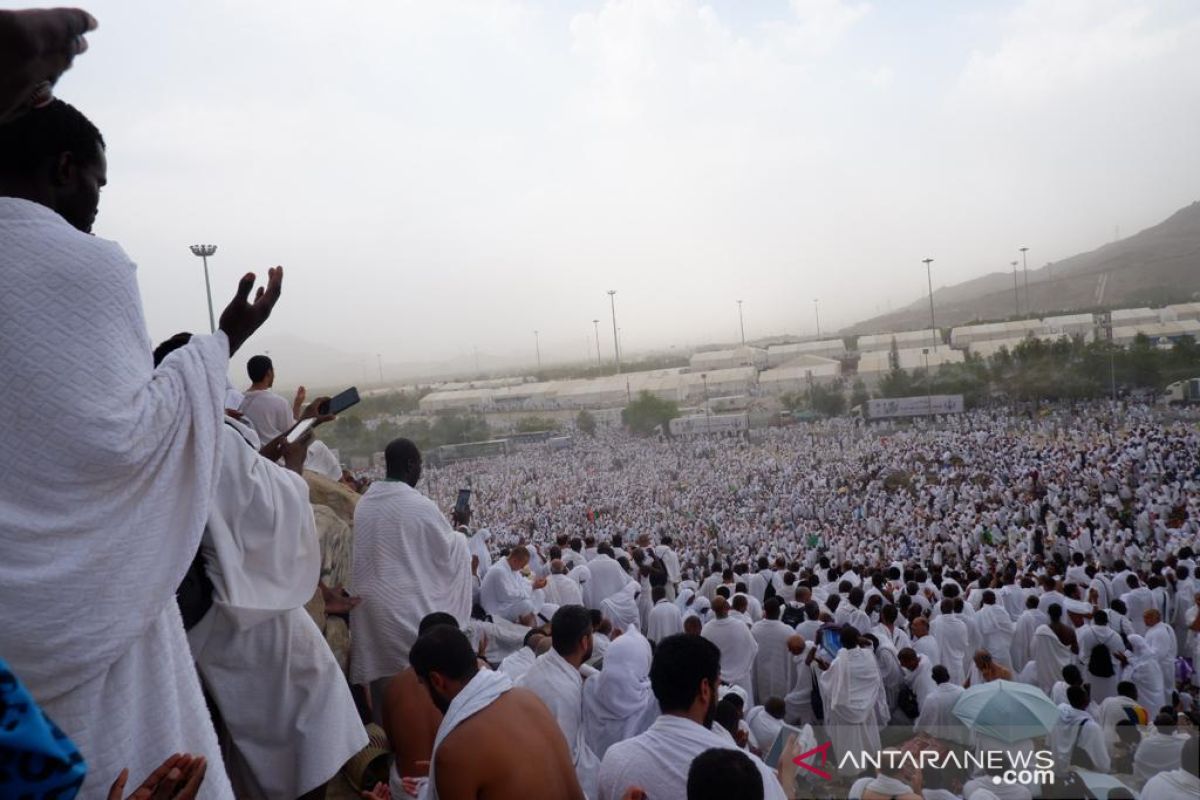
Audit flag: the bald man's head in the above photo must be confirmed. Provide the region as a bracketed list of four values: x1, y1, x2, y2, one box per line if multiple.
[712, 596, 730, 619]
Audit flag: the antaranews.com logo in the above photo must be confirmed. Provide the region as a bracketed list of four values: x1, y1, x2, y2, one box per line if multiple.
[793, 742, 1057, 788]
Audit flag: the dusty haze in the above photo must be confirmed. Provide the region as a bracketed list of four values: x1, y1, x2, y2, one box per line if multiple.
[24, 0, 1200, 386]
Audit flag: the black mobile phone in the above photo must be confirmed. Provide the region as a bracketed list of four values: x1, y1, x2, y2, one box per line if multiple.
[321, 386, 360, 416]
[455, 488, 472, 515]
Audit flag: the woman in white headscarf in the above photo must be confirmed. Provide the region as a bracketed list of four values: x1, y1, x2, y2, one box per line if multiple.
[1124, 635, 1166, 715]
[581, 629, 658, 758]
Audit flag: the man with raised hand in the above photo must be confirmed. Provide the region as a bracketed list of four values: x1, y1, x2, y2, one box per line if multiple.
[0, 98, 282, 797]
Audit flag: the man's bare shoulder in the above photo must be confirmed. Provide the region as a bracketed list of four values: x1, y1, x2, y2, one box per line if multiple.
[441, 687, 554, 748]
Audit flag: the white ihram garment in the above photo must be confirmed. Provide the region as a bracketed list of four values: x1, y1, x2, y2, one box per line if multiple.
[930, 613, 971, 685]
[545, 573, 584, 607]
[1009, 610, 1048, 675]
[0, 198, 232, 799]
[585, 555, 633, 609]
[702, 617, 760, 705]
[480, 562, 545, 622]
[976, 604, 1016, 668]
[647, 599, 684, 642]
[597, 715, 786, 800]
[351, 481, 473, 684]
[517, 649, 599, 798]
[819, 648, 883, 776]
[1022, 626, 1073, 693]
[419, 669, 513, 800]
[188, 420, 366, 799]
[582, 630, 658, 758]
[752, 618, 796, 704]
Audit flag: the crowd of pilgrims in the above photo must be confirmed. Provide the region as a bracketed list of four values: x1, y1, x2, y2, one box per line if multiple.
[334, 402, 1200, 800]
[2, 13, 1198, 800]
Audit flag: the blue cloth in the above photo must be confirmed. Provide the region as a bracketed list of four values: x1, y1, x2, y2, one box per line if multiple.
[0, 657, 87, 799]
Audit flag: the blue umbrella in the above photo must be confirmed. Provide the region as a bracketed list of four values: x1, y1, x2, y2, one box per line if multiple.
[951, 680, 1059, 743]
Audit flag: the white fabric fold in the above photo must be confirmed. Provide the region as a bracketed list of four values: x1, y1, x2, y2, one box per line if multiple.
[419, 669, 513, 800]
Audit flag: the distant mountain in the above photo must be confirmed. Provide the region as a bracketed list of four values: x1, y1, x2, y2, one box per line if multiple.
[845, 201, 1200, 335]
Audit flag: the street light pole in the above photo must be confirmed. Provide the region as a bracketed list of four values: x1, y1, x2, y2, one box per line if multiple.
[534, 330, 541, 371]
[737, 300, 745, 345]
[1019, 246, 1030, 311]
[813, 298, 822, 339]
[701, 373, 710, 421]
[592, 319, 602, 368]
[923, 347, 932, 417]
[922, 258, 937, 352]
[1011, 261, 1021, 317]
[608, 290, 621, 374]
[377, 353, 383, 383]
[189, 244, 218, 333]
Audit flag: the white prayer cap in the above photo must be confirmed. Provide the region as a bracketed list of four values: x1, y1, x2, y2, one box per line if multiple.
[718, 684, 747, 705]
[1065, 599, 1092, 615]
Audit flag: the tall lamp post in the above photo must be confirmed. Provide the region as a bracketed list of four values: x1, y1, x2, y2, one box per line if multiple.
[813, 298, 822, 339]
[189, 244, 218, 333]
[592, 319, 602, 368]
[701, 373, 710, 421]
[377, 353, 383, 383]
[1019, 246, 1030, 312]
[922, 258, 938, 351]
[1011, 261, 1021, 317]
[534, 330, 542, 371]
[608, 290, 621, 373]
[736, 299, 745, 345]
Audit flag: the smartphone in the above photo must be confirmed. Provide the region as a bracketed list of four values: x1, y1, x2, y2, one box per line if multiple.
[455, 488, 472, 515]
[765, 725, 806, 769]
[286, 417, 317, 444]
[320, 386, 360, 416]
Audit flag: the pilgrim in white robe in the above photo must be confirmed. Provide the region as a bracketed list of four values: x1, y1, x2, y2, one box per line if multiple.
[1140, 767, 1200, 800]
[751, 618, 796, 704]
[498, 646, 537, 681]
[915, 683, 969, 744]
[582, 631, 658, 759]
[585, 555, 634, 610]
[1048, 705, 1109, 773]
[1077, 623, 1124, 704]
[479, 561, 545, 623]
[819, 647, 883, 776]
[545, 573, 584, 607]
[419, 669, 513, 800]
[1188, 603, 1200, 689]
[702, 617, 760, 705]
[350, 481, 473, 694]
[647, 598, 684, 643]
[187, 420, 366, 799]
[976, 604, 1016, 668]
[930, 613, 970, 685]
[596, 715, 786, 800]
[903, 653, 938, 711]
[1123, 636, 1165, 715]
[1009, 609, 1048, 675]
[745, 705, 784, 752]
[0, 198, 235, 798]
[1143, 620, 1177, 694]
[600, 582, 642, 634]
[517, 649, 599, 798]
[913, 634, 942, 671]
[1133, 729, 1189, 785]
[785, 642, 819, 725]
[1022, 626, 1074, 693]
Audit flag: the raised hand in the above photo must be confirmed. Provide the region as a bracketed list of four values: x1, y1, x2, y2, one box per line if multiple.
[107, 754, 206, 800]
[0, 7, 97, 124]
[218, 267, 283, 356]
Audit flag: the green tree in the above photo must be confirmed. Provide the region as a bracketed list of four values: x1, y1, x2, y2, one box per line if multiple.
[621, 391, 680, 435]
[430, 413, 491, 446]
[576, 409, 597, 436]
[850, 378, 869, 408]
[808, 383, 846, 416]
[515, 415, 560, 433]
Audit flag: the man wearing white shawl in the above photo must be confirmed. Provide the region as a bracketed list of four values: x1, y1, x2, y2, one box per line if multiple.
[1140, 736, 1199, 800]
[647, 586, 684, 642]
[351, 439, 473, 719]
[517, 605, 600, 799]
[597, 634, 786, 800]
[544, 560, 584, 607]
[582, 629, 658, 758]
[976, 591, 1016, 668]
[1009, 600, 1048, 674]
[1047, 687, 1110, 773]
[585, 547, 633, 610]
[914, 666, 968, 744]
[479, 545, 547, 623]
[0, 100, 283, 799]
[1142, 608, 1177, 695]
[165, 341, 366, 800]
[1022, 625, 1075, 693]
[408, 626, 584, 800]
[702, 596, 760, 705]
[751, 597, 796, 704]
[813, 626, 883, 776]
[929, 599, 970, 684]
[600, 581, 642, 634]
[1077, 610, 1125, 704]
[1123, 635, 1165, 714]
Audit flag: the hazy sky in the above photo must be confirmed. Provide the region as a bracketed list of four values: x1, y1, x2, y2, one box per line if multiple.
[19, 0, 1200, 372]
